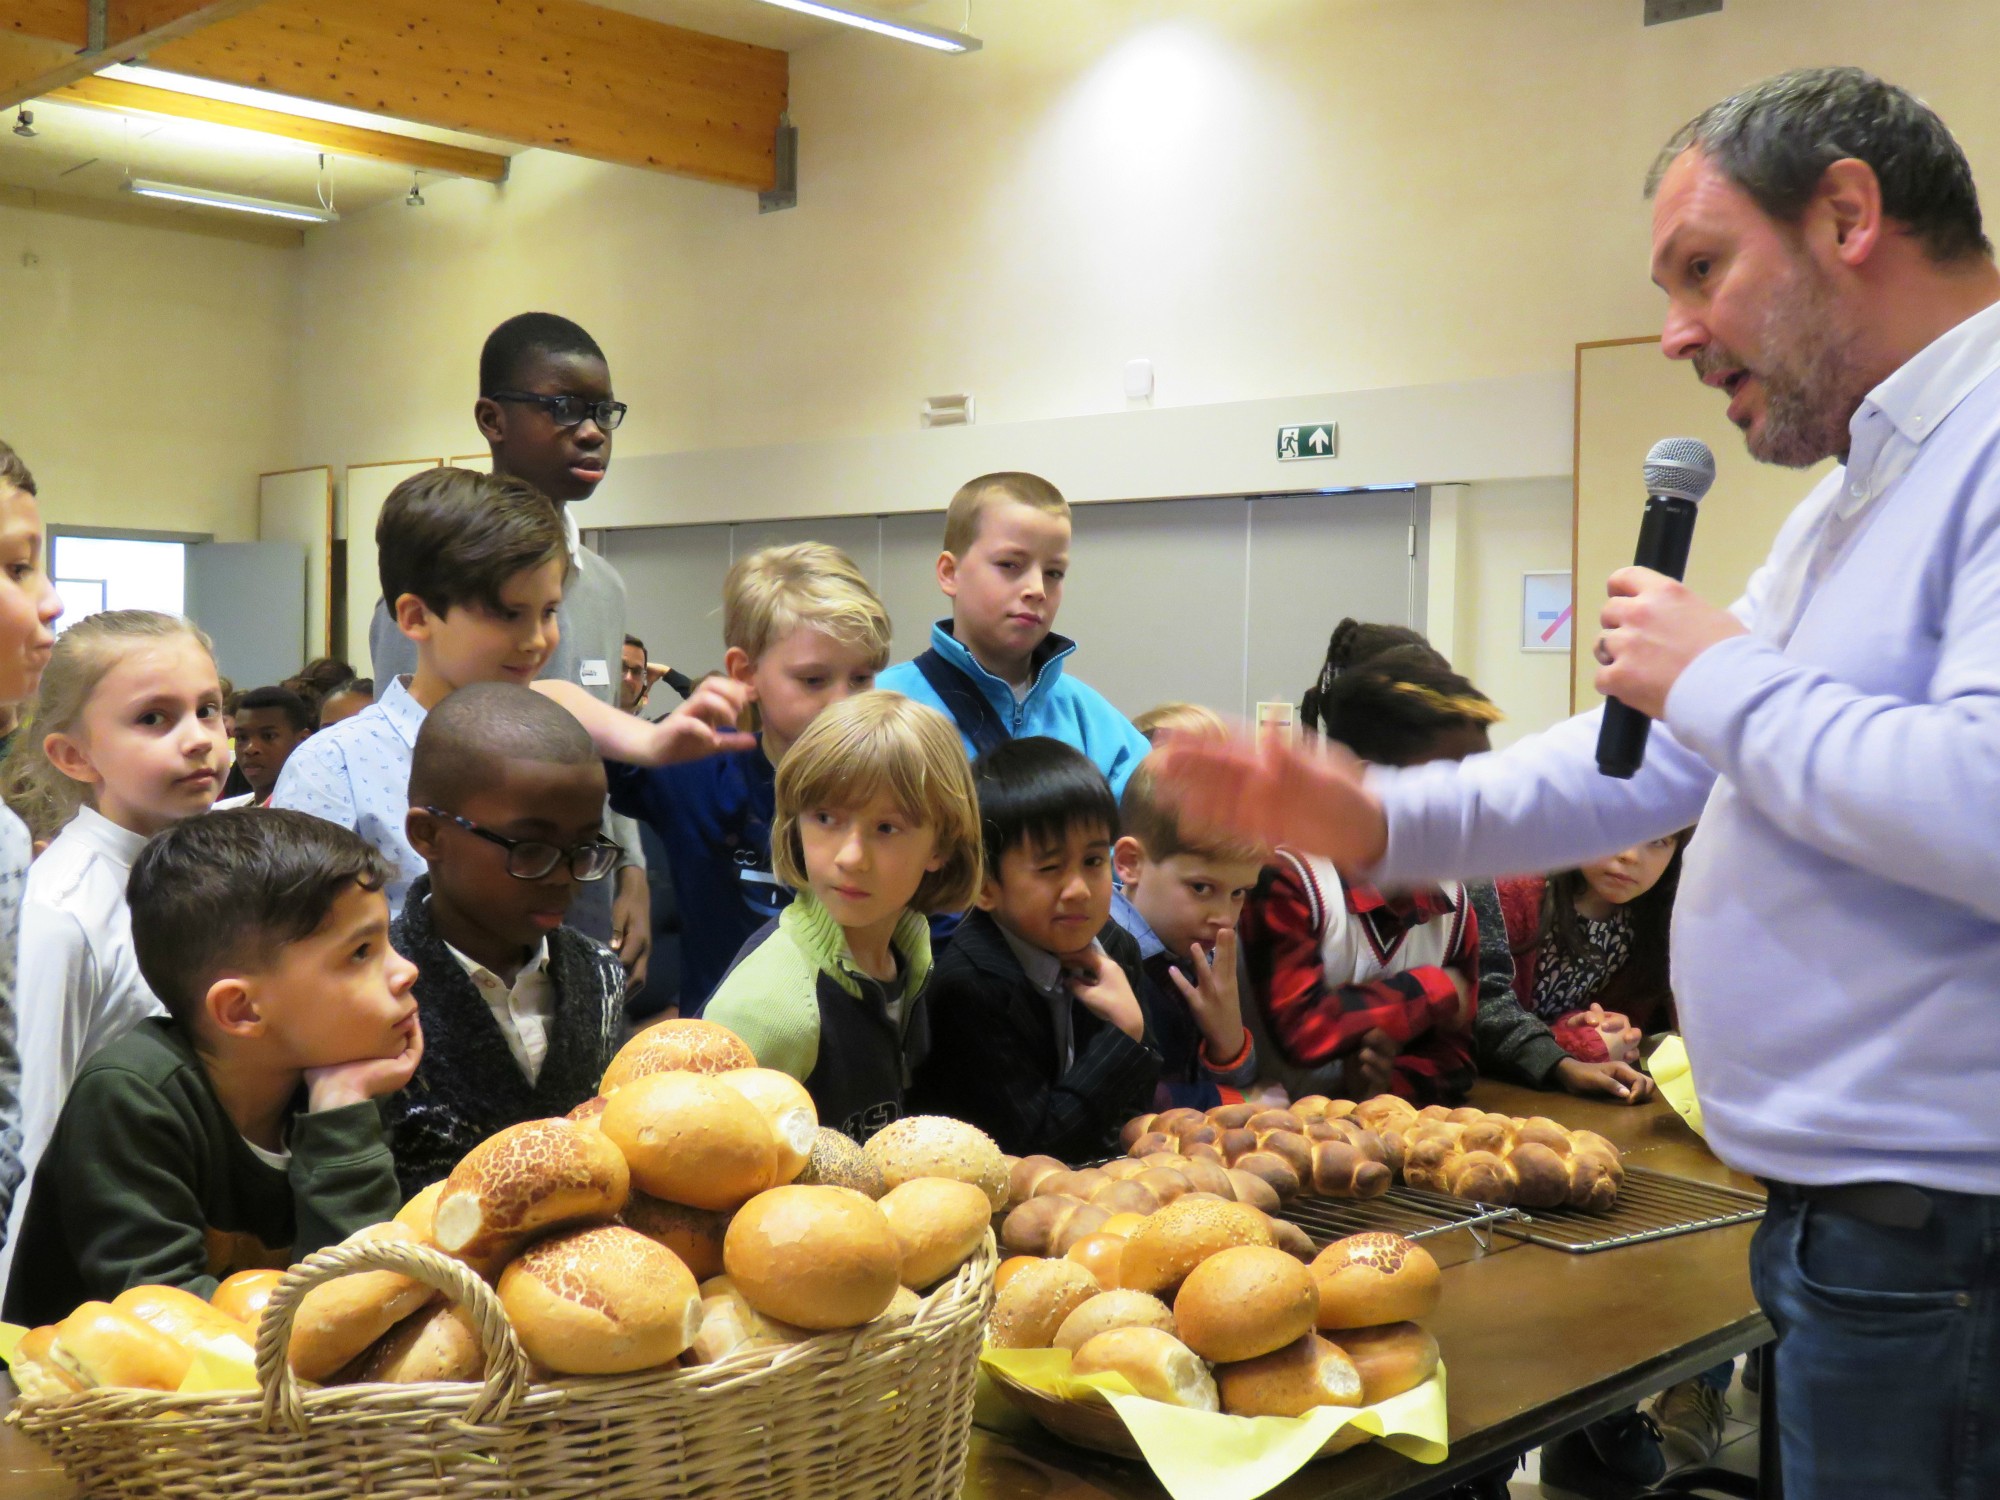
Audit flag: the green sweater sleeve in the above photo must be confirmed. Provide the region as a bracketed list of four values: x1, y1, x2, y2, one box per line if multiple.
[703, 939, 820, 1084]
[290, 1101, 401, 1259]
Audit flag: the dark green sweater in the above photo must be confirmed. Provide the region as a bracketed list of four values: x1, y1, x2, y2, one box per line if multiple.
[3, 1018, 401, 1327]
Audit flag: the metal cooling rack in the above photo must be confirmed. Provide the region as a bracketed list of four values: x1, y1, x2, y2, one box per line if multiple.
[1276, 1187, 1525, 1253]
[1391, 1165, 1766, 1253]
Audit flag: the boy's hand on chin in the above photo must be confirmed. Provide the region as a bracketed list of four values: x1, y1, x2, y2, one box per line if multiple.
[305, 1018, 425, 1112]
[1065, 948, 1146, 1043]
[646, 677, 757, 764]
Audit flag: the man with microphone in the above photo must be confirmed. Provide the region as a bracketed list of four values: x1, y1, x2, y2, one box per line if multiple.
[1162, 68, 2000, 1499]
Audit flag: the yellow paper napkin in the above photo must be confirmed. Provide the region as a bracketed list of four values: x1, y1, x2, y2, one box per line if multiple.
[1650, 1034, 1705, 1137]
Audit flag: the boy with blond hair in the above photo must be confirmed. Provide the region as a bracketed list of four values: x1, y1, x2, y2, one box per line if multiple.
[609, 542, 891, 1011]
[877, 472, 1149, 797]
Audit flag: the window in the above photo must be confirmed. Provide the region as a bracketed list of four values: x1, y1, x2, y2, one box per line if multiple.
[51, 535, 187, 632]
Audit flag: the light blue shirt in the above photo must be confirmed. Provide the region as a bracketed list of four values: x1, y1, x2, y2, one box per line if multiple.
[1373, 298, 2000, 1195]
[269, 673, 427, 913]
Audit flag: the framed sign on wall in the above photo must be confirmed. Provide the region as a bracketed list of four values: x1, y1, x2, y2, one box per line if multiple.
[1523, 570, 1573, 653]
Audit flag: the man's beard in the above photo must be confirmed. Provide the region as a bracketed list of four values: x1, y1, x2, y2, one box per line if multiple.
[1696, 258, 1868, 469]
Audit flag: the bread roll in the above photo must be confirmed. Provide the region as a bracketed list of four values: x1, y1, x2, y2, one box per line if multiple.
[989, 1257, 1101, 1349]
[715, 1068, 819, 1184]
[289, 1223, 441, 1381]
[1290, 1096, 1336, 1122]
[1009, 1154, 1068, 1203]
[1151, 1107, 1206, 1138]
[1218, 1127, 1259, 1163]
[687, 1276, 811, 1364]
[1176, 1158, 1235, 1199]
[1225, 1169, 1282, 1214]
[795, 1126, 887, 1198]
[565, 1094, 610, 1128]
[1049, 1201, 1112, 1256]
[1098, 1157, 1150, 1184]
[1206, 1102, 1260, 1130]
[1119, 1113, 1159, 1150]
[864, 1116, 1009, 1210]
[434, 1118, 632, 1259]
[1120, 1196, 1274, 1296]
[1183, 1141, 1226, 1165]
[111, 1284, 254, 1363]
[351, 1302, 483, 1384]
[1353, 1095, 1419, 1135]
[1216, 1332, 1364, 1418]
[1323, 1321, 1440, 1404]
[1266, 1217, 1317, 1262]
[1230, 1150, 1302, 1200]
[1128, 1130, 1177, 1158]
[1133, 1166, 1193, 1205]
[1001, 1193, 1083, 1255]
[1140, 1151, 1187, 1170]
[994, 1255, 1039, 1295]
[1172, 1245, 1319, 1363]
[1310, 1233, 1442, 1330]
[1082, 1179, 1153, 1218]
[1053, 1289, 1175, 1352]
[1064, 1231, 1126, 1290]
[1564, 1150, 1620, 1213]
[393, 1181, 446, 1239]
[1255, 1130, 1313, 1179]
[1099, 1211, 1148, 1240]
[1448, 1149, 1518, 1206]
[601, 1017, 755, 1091]
[1308, 1141, 1394, 1200]
[622, 1193, 731, 1280]
[505, 1224, 701, 1374]
[878, 1177, 991, 1288]
[602, 1073, 778, 1211]
[1507, 1141, 1571, 1209]
[1038, 1167, 1110, 1202]
[50, 1302, 190, 1391]
[10, 1324, 84, 1401]
[1071, 1327, 1218, 1412]
[723, 1184, 902, 1330]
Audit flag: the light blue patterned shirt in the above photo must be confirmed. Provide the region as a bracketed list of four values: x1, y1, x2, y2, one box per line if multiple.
[0, 806, 30, 1255]
[270, 673, 427, 912]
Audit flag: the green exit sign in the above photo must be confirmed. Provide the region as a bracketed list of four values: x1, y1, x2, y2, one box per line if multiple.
[1278, 423, 1337, 461]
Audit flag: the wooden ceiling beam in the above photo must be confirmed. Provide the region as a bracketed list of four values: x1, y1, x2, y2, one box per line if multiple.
[0, 0, 268, 109]
[50, 72, 510, 179]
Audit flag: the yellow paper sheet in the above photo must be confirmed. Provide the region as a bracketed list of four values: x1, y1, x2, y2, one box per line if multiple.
[0, 1321, 24, 1365]
[982, 1346, 1448, 1500]
[1650, 1034, 1705, 1137]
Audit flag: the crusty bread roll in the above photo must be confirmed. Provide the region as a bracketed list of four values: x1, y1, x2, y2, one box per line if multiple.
[1309, 1233, 1441, 1330]
[1265, 1217, 1317, 1263]
[878, 1176, 991, 1288]
[1098, 1212, 1148, 1240]
[1064, 1231, 1126, 1290]
[864, 1116, 1009, 1211]
[1071, 1327, 1218, 1412]
[209, 1269, 285, 1331]
[687, 1276, 811, 1364]
[723, 1184, 902, 1330]
[394, 1181, 446, 1239]
[994, 1255, 1039, 1295]
[715, 1068, 819, 1184]
[434, 1118, 632, 1259]
[499, 1224, 701, 1374]
[795, 1126, 887, 1198]
[989, 1257, 1101, 1349]
[1172, 1245, 1319, 1363]
[1225, 1169, 1282, 1214]
[1216, 1332, 1364, 1417]
[602, 1072, 779, 1212]
[351, 1302, 483, 1384]
[289, 1223, 441, 1381]
[10, 1323, 85, 1400]
[49, 1302, 191, 1391]
[111, 1284, 254, 1364]
[1010, 1154, 1068, 1203]
[601, 1017, 756, 1092]
[1323, 1321, 1440, 1404]
[1120, 1196, 1274, 1296]
[566, 1094, 610, 1128]
[1054, 1288, 1175, 1351]
[622, 1193, 731, 1280]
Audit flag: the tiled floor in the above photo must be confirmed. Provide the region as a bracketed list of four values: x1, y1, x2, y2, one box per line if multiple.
[1508, 1361, 1761, 1498]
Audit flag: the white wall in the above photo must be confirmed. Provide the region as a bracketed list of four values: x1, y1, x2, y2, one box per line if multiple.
[1453, 478, 1576, 748]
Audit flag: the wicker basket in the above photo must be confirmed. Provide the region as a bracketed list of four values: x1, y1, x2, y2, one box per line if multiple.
[11, 1229, 997, 1500]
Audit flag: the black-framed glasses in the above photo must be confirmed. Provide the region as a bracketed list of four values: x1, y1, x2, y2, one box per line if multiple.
[488, 390, 627, 431]
[421, 807, 620, 882]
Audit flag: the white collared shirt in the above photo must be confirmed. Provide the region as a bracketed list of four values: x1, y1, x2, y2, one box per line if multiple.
[444, 938, 554, 1083]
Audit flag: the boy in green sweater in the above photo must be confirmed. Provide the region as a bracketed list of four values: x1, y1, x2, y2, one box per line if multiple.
[3, 808, 419, 1326]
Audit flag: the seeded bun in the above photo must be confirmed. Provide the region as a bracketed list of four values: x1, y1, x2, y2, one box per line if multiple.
[877, 1177, 992, 1288]
[1119, 1196, 1274, 1297]
[722, 1185, 903, 1330]
[989, 1258, 1100, 1349]
[621, 1194, 731, 1280]
[1052, 1289, 1175, 1352]
[863, 1116, 1008, 1211]
[715, 1068, 819, 1184]
[1309, 1234, 1442, 1330]
[601, 1018, 755, 1092]
[498, 1224, 701, 1375]
[1216, 1332, 1364, 1418]
[795, 1127, 887, 1198]
[601, 1072, 779, 1211]
[433, 1118, 631, 1261]
[1171, 1245, 1319, 1364]
[1071, 1327, 1218, 1411]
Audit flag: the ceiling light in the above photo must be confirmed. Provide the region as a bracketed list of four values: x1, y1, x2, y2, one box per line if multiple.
[746, 0, 980, 52]
[406, 173, 425, 207]
[12, 109, 35, 139]
[124, 178, 338, 223]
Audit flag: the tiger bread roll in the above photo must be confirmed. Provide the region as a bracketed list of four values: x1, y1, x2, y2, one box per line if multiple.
[621, 1194, 731, 1280]
[566, 1095, 610, 1129]
[289, 1223, 441, 1381]
[723, 1184, 903, 1330]
[686, 1275, 813, 1365]
[714, 1068, 819, 1184]
[210, 1269, 285, 1329]
[111, 1284, 254, 1364]
[1323, 1322, 1441, 1404]
[1119, 1196, 1274, 1297]
[795, 1126, 887, 1198]
[989, 1257, 1100, 1349]
[1216, 1332, 1364, 1418]
[1052, 1289, 1175, 1353]
[47, 1303, 191, 1391]
[499, 1224, 701, 1375]
[877, 1177, 992, 1289]
[863, 1115, 1008, 1211]
[601, 1017, 755, 1092]
[1310, 1233, 1441, 1330]
[601, 1072, 778, 1211]
[349, 1302, 483, 1384]
[1071, 1327, 1218, 1412]
[10, 1324, 85, 1400]
[1171, 1245, 1319, 1364]
[432, 1118, 631, 1263]
[999, 1194, 1109, 1257]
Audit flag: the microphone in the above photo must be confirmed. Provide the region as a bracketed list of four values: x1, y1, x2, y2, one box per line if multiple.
[1595, 437, 1716, 779]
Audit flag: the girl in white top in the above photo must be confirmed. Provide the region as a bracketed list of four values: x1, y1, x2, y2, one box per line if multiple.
[0, 610, 228, 1277]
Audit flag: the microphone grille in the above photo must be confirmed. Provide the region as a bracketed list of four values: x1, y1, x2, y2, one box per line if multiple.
[1642, 437, 1716, 504]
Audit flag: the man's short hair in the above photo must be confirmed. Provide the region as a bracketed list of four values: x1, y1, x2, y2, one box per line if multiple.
[941, 472, 1070, 558]
[1647, 67, 1991, 264]
[129, 809, 391, 1025]
[408, 681, 601, 811]
[377, 466, 570, 619]
[971, 736, 1117, 880]
[0, 440, 36, 498]
[723, 543, 891, 669]
[236, 685, 312, 734]
[480, 312, 606, 395]
[623, 633, 646, 656]
[1119, 752, 1263, 866]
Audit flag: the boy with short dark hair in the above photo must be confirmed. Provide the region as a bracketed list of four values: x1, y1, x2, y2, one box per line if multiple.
[876, 473, 1150, 797]
[383, 683, 628, 1197]
[910, 737, 1161, 1159]
[3, 809, 417, 1326]
[223, 686, 314, 807]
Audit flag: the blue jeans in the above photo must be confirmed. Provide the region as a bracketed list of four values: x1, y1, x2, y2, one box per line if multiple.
[1751, 1180, 2000, 1500]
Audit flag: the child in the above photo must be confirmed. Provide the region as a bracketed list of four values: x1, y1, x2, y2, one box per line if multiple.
[1, 612, 229, 1287]
[911, 736, 1161, 1159]
[704, 691, 980, 1142]
[609, 543, 891, 1011]
[877, 473, 1149, 797]
[3, 809, 417, 1325]
[382, 684, 627, 1197]
[317, 678, 374, 727]
[0, 440, 65, 1260]
[1110, 751, 1264, 1109]
[223, 685, 314, 806]
[1132, 701, 1229, 743]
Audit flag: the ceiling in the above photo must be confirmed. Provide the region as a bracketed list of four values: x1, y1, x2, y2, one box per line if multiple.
[596, 0, 948, 51]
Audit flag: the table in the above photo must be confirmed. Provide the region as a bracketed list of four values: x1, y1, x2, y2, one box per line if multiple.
[0, 1085, 1767, 1500]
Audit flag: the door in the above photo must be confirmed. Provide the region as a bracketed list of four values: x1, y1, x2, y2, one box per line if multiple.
[185, 541, 307, 688]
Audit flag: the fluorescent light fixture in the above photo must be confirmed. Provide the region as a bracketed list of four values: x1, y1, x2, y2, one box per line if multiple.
[125, 178, 337, 223]
[747, 0, 981, 52]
